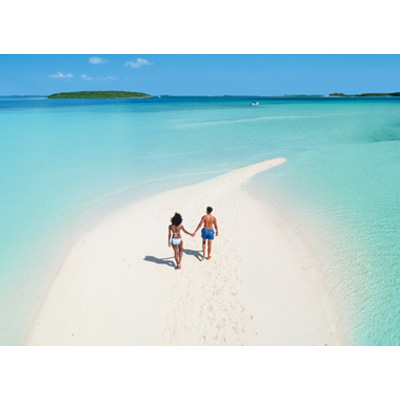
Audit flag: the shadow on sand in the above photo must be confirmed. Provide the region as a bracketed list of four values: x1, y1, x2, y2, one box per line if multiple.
[182, 248, 203, 261]
[143, 255, 176, 268]
[144, 248, 203, 269]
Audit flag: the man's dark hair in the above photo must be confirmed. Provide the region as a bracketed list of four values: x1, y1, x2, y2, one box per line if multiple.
[206, 206, 213, 214]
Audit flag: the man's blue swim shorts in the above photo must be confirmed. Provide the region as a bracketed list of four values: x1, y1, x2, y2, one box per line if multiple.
[201, 228, 215, 240]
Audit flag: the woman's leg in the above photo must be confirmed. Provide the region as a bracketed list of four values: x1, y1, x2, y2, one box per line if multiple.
[178, 241, 183, 268]
[172, 244, 179, 267]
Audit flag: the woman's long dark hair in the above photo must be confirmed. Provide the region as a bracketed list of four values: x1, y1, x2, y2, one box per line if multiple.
[171, 212, 182, 226]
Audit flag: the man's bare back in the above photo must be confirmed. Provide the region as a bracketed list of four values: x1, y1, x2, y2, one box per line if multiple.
[202, 213, 217, 230]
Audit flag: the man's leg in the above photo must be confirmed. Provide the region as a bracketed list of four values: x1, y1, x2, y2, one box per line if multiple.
[202, 239, 206, 261]
[207, 239, 212, 260]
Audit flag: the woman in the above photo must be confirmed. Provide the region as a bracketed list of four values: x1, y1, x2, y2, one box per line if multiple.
[168, 212, 193, 269]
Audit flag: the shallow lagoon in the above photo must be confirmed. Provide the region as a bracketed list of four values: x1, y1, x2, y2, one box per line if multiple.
[1, 96, 400, 344]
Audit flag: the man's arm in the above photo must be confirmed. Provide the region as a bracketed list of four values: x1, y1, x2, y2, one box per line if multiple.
[194, 216, 205, 235]
[214, 217, 219, 236]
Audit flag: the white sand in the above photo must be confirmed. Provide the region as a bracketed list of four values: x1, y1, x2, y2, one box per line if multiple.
[24, 158, 346, 345]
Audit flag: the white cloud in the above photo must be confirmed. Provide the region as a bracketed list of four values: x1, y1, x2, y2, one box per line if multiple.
[81, 74, 116, 81]
[49, 72, 73, 78]
[89, 57, 109, 64]
[124, 58, 152, 68]
[98, 76, 117, 80]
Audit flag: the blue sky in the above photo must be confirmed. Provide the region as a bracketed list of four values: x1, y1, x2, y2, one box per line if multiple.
[1, 54, 400, 96]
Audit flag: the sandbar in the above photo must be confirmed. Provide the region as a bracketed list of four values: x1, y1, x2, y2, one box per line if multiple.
[24, 158, 345, 345]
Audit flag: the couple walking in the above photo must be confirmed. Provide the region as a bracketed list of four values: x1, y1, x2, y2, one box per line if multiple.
[168, 206, 219, 269]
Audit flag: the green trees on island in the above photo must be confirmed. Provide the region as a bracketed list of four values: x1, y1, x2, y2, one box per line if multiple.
[48, 91, 152, 99]
[329, 92, 400, 97]
[47, 91, 400, 99]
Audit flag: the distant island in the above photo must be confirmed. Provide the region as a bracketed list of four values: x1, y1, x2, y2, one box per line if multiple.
[48, 91, 152, 99]
[329, 92, 400, 97]
[284, 94, 324, 97]
[44, 91, 400, 99]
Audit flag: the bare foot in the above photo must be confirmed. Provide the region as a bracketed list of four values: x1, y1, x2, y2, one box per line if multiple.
[208, 256, 212, 261]
[177, 263, 181, 269]
[201, 255, 205, 261]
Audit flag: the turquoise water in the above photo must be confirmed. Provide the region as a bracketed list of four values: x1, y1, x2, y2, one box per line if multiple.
[1, 96, 400, 345]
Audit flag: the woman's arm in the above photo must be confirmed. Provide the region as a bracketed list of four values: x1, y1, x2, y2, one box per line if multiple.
[168, 225, 172, 246]
[181, 226, 194, 237]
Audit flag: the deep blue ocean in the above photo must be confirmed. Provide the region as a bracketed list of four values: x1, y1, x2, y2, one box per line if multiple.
[1, 95, 400, 345]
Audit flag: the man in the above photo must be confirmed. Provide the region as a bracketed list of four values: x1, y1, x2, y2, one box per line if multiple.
[194, 206, 219, 260]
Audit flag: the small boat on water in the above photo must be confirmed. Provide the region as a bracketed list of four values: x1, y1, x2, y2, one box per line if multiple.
[251, 101, 259, 106]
